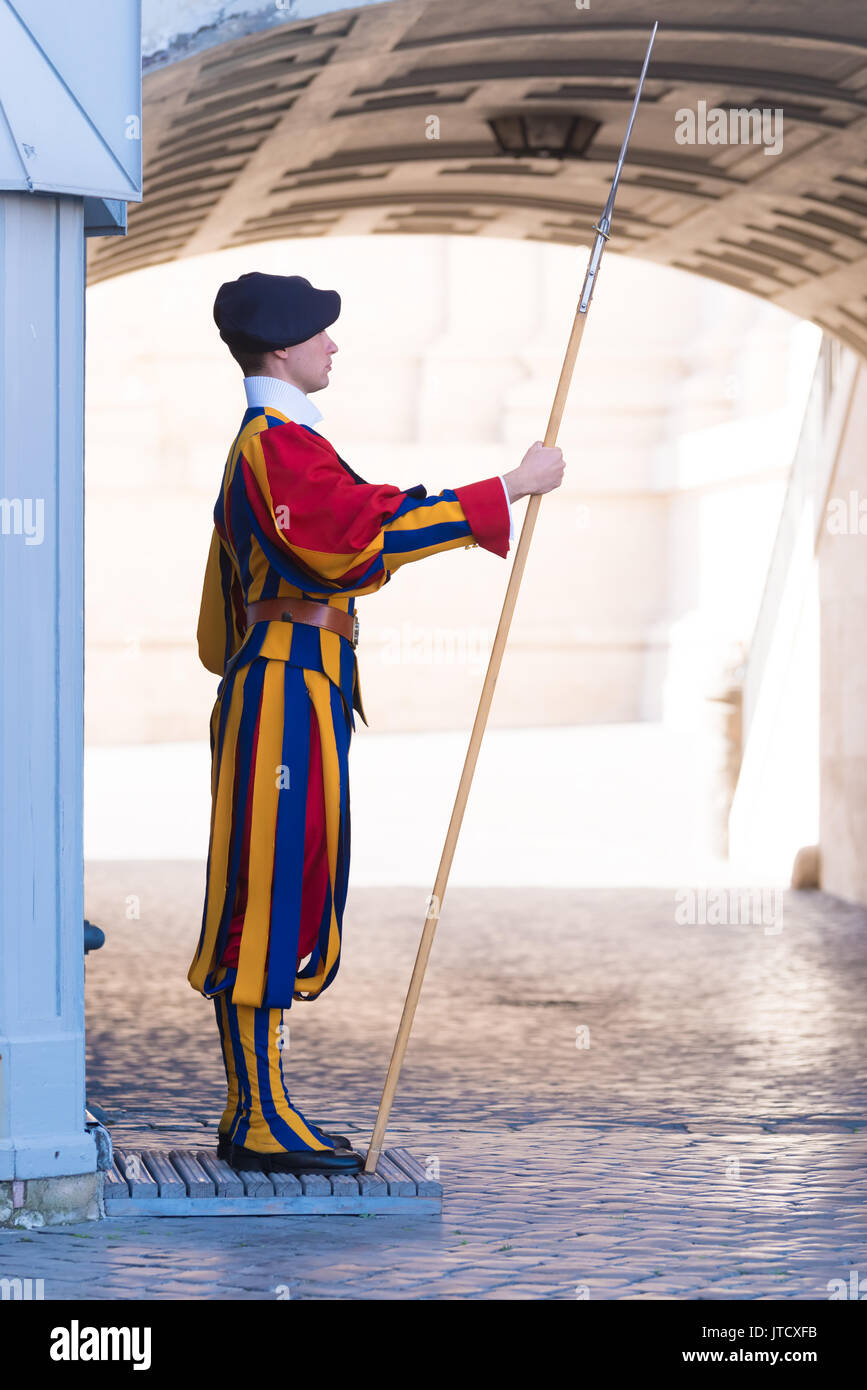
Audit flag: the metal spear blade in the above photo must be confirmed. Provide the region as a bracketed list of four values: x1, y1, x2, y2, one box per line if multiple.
[600, 21, 658, 229]
[578, 22, 658, 314]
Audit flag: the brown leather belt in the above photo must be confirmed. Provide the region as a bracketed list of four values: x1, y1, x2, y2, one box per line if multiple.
[245, 597, 359, 648]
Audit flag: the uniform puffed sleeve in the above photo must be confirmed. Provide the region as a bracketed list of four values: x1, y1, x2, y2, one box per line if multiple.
[239, 421, 510, 595]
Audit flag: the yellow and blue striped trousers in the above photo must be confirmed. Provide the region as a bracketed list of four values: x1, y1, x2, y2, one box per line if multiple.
[214, 987, 332, 1152]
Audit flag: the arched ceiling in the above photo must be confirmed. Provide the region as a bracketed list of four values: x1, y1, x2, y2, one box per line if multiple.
[88, 0, 867, 356]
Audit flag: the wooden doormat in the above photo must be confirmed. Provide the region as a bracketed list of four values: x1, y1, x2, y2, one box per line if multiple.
[104, 1146, 442, 1216]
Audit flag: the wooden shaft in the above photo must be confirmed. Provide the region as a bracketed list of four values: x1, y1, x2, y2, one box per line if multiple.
[364, 301, 591, 1172]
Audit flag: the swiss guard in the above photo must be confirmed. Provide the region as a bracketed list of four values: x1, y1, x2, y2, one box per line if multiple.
[187, 270, 565, 1173]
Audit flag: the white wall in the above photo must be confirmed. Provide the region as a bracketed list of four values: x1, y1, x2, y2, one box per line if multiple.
[84, 234, 808, 745]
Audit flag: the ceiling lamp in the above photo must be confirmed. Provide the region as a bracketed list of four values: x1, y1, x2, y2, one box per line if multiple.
[488, 112, 601, 159]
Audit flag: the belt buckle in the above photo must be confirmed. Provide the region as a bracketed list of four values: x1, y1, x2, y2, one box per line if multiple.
[351, 612, 359, 649]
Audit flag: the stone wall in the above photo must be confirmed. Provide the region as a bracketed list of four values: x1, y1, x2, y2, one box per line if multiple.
[818, 369, 867, 904]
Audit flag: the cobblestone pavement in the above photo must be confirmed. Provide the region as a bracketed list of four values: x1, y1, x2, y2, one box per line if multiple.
[1, 864, 865, 1300]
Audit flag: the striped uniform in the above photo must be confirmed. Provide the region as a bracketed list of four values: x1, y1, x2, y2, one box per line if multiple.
[214, 992, 333, 1153]
[188, 402, 511, 1149]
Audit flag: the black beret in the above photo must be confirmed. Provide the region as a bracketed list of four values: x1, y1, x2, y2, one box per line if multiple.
[213, 271, 341, 351]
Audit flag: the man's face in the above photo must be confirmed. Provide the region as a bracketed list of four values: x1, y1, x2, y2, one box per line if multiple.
[280, 329, 338, 393]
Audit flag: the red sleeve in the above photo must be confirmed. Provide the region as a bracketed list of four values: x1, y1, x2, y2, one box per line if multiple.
[454, 477, 512, 559]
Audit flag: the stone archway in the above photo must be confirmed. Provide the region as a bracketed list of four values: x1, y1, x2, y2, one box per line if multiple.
[89, 0, 867, 358]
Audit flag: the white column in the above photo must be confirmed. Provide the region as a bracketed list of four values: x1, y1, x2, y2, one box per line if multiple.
[0, 192, 94, 1181]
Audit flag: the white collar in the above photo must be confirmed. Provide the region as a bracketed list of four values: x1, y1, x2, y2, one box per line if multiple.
[243, 375, 323, 427]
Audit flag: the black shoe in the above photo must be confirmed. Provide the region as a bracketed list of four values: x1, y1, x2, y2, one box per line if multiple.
[221, 1140, 269, 1171]
[267, 1148, 363, 1175]
[217, 1128, 351, 1160]
[221, 1139, 363, 1174]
